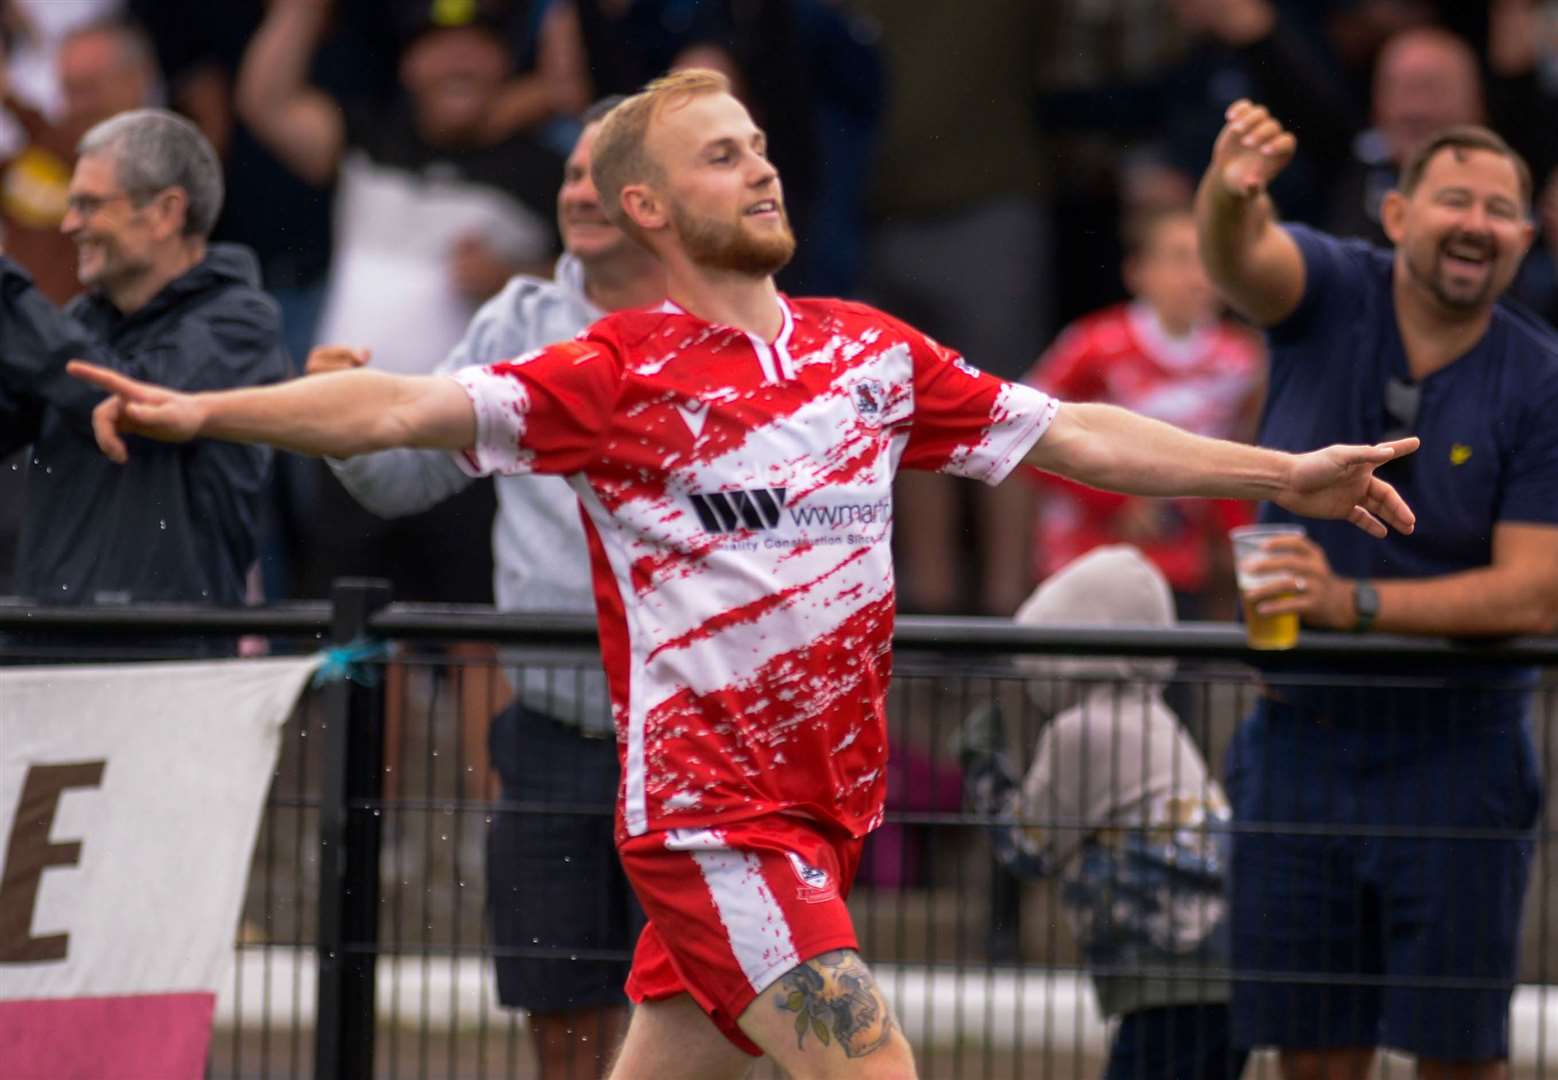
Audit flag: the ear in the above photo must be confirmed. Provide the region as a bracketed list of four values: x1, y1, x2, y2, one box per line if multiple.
[1381, 189, 1408, 246]
[620, 183, 668, 234]
[151, 187, 190, 242]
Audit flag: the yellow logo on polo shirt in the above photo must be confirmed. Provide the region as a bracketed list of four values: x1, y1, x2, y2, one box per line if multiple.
[1450, 443, 1473, 466]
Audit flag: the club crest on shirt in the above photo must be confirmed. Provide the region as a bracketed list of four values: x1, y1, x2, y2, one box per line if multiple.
[850, 379, 886, 424]
[786, 851, 838, 903]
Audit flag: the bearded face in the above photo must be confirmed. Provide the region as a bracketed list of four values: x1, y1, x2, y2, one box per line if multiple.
[669, 190, 796, 277]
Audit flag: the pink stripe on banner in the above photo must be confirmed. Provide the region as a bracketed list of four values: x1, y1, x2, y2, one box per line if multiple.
[0, 992, 214, 1080]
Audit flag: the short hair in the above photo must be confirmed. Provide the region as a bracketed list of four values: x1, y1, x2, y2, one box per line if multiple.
[77, 109, 224, 238]
[1396, 125, 1532, 209]
[590, 69, 731, 238]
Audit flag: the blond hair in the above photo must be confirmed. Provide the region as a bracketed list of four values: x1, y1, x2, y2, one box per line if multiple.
[590, 68, 731, 241]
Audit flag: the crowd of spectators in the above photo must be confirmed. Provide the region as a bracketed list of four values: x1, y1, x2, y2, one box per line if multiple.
[3, 0, 1557, 615]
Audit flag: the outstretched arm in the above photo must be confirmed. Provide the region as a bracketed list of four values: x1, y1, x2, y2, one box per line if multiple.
[1027, 402, 1418, 537]
[67, 361, 475, 462]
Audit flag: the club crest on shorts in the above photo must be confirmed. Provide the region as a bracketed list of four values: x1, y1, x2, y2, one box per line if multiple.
[786, 851, 838, 903]
[850, 379, 886, 425]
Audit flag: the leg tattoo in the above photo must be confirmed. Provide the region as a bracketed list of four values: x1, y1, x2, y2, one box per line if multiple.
[775, 950, 895, 1058]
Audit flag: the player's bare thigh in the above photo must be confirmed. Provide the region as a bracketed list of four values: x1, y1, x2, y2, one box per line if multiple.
[738, 948, 917, 1079]
[606, 994, 752, 1080]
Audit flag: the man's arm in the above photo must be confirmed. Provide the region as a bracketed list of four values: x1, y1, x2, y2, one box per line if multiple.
[235, 0, 344, 186]
[1027, 402, 1418, 537]
[1246, 523, 1558, 636]
[0, 258, 134, 420]
[1194, 100, 1307, 327]
[66, 362, 476, 463]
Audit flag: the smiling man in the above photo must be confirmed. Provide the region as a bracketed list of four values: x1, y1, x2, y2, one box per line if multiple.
[0, 108, 286, 614]
[70, 72, 1419, 1079]
[1197, 102, 1558, 1080]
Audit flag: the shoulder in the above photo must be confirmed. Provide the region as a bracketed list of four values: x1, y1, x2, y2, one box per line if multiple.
[1284, 222, 1391, 284]
[1490, 300, 1558, 384]
[587, 305, 692, 351]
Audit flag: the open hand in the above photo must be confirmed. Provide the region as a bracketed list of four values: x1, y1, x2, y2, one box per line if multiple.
[1276, 437, 1419, 536]
[67, 360, 207, 463]
[1212, 99, 1297, 200]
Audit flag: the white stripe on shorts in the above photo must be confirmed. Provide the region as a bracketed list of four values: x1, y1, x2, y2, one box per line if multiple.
[666, 828, 800, 993]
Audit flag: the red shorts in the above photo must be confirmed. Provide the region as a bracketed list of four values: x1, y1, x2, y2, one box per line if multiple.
[619, 817, 865, 1056]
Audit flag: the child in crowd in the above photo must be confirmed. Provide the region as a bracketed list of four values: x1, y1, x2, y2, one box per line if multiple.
[1025, 208, 1264, 617]
[959, 545, 1247, 1080]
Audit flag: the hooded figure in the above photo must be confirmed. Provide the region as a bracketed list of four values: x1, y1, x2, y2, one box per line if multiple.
[961, 544, 1234, 1023]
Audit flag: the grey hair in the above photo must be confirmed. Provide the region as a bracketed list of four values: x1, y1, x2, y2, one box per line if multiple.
[77, 109, 224, 238]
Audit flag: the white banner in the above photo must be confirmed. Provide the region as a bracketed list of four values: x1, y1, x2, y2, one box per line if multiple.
[0, 656, 319, 1080]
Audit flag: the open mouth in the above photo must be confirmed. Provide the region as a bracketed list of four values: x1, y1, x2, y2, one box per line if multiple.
[744, 199, 780, 218]
[1440, 237, 1493, 274]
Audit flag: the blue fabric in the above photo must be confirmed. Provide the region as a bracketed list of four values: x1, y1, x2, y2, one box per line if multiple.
[1258, 225, 1558, 571]
[1225, 697, 1540, 1059]
[1104, 1004, 1247, 1080]
[1255, 224, 1558, 711]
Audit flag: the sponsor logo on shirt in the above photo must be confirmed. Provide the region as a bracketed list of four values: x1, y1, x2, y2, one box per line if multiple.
[687, 489, 892, 540]
[689, 488, 789, 533]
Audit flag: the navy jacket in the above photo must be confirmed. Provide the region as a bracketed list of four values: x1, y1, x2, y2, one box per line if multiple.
[0, 244, 289, 606]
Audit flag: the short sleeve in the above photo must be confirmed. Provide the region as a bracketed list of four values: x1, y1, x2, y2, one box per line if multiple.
[1499, 361, 1558, 525]
[452, 332, 624, 477]
[1267, 224, 1372, 348]
[895, 320, 1059, 485]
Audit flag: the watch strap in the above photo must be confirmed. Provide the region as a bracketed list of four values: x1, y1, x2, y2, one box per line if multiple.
[1352, 580, 1380, 633]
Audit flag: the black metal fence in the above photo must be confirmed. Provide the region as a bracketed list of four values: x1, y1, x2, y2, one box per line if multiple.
[2, 584, 1554, 1079]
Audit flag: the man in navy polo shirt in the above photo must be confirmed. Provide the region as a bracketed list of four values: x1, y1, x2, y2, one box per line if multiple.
[1196, 101, 1558, 1079]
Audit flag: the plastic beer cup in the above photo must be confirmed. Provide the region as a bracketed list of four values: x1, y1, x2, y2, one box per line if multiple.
[1229, 523, 1306, 650]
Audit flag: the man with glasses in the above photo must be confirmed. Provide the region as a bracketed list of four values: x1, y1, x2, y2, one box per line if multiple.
[1197, 101, 1558, 1080]
[0, 108, 287, 614]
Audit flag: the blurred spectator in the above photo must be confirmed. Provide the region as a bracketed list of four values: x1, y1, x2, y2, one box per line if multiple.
[714, 0, 882, 298]
[958, 545, 1245, 1080]
[0, 109, 286, 610]
[315, 99, 659, 1080]
[851, 0, 1051, 615]
[1310, 7, 1558, 245]
[1200, 103, 1557, 1076]
[0, 0, 125, 124]
[1024, 207, 1264, 618]
[237, 0, 568, 602]
[1, 17, 158, 304]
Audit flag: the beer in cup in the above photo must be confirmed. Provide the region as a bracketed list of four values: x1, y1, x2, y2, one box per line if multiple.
[1229, 523, 1306, 650]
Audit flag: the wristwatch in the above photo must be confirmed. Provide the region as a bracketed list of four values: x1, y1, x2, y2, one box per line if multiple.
[1352, 580, 1380, 633]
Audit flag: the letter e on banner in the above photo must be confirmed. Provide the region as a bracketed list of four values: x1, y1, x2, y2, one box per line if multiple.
[0, 762, 105, 964]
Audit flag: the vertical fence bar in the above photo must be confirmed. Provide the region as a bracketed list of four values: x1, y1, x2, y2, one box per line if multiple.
[314, 578, 393, 1080]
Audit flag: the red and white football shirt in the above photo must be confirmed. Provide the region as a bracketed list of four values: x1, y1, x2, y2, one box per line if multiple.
[1024, 302, 1264, 592]
[455, 295, 1057, 838]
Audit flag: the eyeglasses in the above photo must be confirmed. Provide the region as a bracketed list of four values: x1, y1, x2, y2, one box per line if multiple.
[64, 192, 133, 217]
[1380, 375, 1420, 486]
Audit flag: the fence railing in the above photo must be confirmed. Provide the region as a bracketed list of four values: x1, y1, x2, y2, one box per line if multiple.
[2, 583, 1555, 1080]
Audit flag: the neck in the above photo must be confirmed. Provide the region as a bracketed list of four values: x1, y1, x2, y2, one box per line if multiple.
[1391, 259, 1494, 379]
[581, 249, 667, 313]
[108, 238, 207, 314]
[664, 257, 783, 338]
